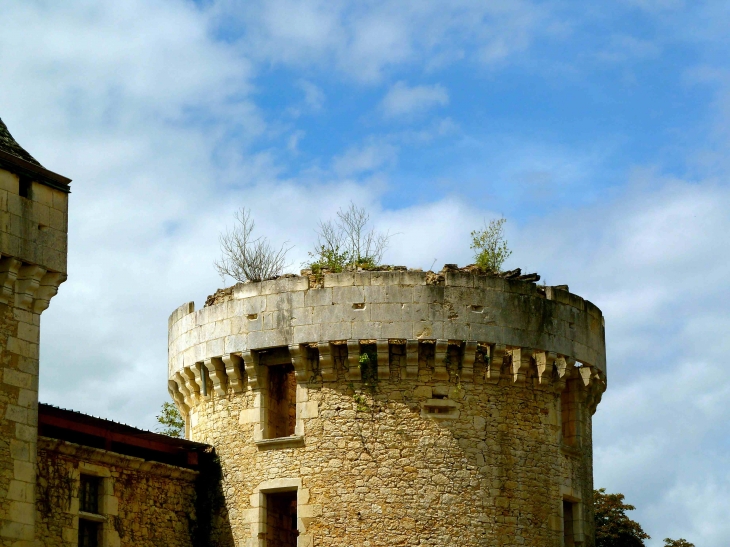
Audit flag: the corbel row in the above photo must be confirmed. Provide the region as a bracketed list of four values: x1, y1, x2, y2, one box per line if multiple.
[0, 256, 66, 313]
[167, 339, 608, 414]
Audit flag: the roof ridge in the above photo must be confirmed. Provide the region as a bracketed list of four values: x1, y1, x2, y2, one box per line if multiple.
[0, 117, 43, 167]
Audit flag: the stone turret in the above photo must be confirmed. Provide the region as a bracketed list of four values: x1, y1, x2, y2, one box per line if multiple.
[0, 118, 69, 546]
[168, 269, 607, 547]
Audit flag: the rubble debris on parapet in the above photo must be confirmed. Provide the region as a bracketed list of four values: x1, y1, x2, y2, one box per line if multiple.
[425, 271, 445, 285]
[205, 263, 545, 306]
[205, 286, 234, 307]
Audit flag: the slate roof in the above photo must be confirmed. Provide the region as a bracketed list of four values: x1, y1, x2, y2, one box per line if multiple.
[0, 117, 42, 167]
[0, 116, 71, 192]
[39, 402, 209, 469]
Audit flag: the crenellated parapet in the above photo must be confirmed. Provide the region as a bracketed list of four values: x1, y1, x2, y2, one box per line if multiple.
[168, 270, 607, 415]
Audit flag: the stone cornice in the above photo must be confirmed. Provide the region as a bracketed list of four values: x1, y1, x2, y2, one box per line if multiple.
[0, 256, 66, 312]
[38, 437, 199, 481]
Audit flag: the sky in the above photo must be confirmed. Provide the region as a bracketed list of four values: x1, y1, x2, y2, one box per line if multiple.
[1, 1, 729, 544]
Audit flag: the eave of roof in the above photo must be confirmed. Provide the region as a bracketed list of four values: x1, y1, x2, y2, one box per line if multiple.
[38, 402, 209, 452]
[0, 117, 71, 193]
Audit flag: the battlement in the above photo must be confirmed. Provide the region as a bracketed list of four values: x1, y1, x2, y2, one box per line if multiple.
[168, 269, 606, 413]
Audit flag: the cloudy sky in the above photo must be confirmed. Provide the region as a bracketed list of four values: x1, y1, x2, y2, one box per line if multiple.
[1, 1, 729, 544]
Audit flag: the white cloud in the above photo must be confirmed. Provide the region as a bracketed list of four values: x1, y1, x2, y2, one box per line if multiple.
[332, 142, 399, 177]
[215, 0, 549, 81]
[298, 80, 325, 110]
[380, 81, 449, 118]
[511, 178, 730, 547]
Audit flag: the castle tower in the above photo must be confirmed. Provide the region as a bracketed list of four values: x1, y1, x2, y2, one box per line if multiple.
[168, 269, 607, 546]
[0, 119, 69, 546]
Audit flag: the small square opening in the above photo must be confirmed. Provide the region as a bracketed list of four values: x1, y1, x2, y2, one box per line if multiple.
[266, 491, 297, 547]
[267, 363, 296, 439]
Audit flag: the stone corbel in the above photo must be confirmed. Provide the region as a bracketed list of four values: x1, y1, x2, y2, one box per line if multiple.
[204, 357, 228, 396]
[318, 342, 335, 381]
[168, 379, 189, 415]
[222, 354, 244, 392]
[586, 370, 606, 414]
[0, 257, 21, 305]
[15, 264, 46, 310]
[405, 340, 419, 379]
[511, 347, 533, 384]
[174, 371, 193, 408]
[181, 366, 201, 403]
[433, 339, 449, 381]
[376, 339, 390, 380]
[461, 341, 477, 382]
[553, 355, 575, 391]
[33, 272, 67, 314]
[289, 344, 308, 383]
[487, 344, 505, 383]
[242, 350, 259, 390]
[535, 351, 556, 385]
[347, 340, 361, 381]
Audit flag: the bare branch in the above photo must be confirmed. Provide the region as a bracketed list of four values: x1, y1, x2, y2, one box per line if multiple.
[214, 208, 292, 283]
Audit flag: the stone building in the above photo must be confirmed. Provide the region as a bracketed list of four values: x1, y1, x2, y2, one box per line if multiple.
[0, 116, 608, 546]
[0, 118, 213, 547]
[168, 267, 607, 546]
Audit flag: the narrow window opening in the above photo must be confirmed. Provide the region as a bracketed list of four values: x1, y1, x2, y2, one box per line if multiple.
[562, 499, 583, 546]
[79, 475, 100, 514]
[78, 519, 100, 547]
[266, 491, 297, 547]
[78, 475, 102, 547]
[267, 363, 296, 439]
[18, 177, 32, 199]
[563, 500, 574, 547]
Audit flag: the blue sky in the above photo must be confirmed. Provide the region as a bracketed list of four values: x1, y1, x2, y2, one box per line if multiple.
[1, 1, 729, 545]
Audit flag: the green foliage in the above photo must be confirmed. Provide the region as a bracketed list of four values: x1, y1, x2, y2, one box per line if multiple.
[307, 203, 392, 273]
[352, 393, 370, 413]
[594, 488, 651, 547]
[358, 350, 378, 391]
[470, 217, 512, 272]
[309, 244, 350, 275]
[663, 540, 695, 547]
[156, 401, 185, 438]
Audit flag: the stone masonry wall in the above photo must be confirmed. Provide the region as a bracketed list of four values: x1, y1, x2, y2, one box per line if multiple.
[189, 353, 596, 546]
[0, 166, 67, 547]
[169, 271, 607, 546]
[35, 437, 198, 547]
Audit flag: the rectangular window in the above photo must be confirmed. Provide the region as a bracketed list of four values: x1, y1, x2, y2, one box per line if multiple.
[18, 177, 32, 199]
[266, 491, 297, 547]
[563, 500, 575, 547]
[563, 499, 583, 546]
[78, 519, 100, 547]
[266, 363, 296, 439]
[79, 475, 100, 514]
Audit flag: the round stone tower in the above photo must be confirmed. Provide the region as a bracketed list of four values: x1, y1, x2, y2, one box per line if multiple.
[167, 268, 607, 547]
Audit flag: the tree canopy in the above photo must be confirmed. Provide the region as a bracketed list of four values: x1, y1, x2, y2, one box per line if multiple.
[594, 488, 651, 547]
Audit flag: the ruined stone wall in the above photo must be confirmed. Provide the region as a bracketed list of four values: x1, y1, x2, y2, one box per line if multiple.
[168, 272, 607, 546]
[35, 437, 197, 547]
[0, 167, 67, 547]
